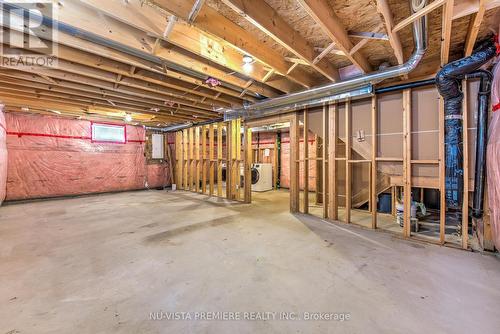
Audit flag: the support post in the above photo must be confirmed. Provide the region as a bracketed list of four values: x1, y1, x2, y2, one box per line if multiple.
[403, 89, 412, 238]
[201, 126, 207, 194]
[290, 112, 300, 213]
[217, 123, 223, 197]
[188, 128, 194, 191]
[345, 100, 352, 223]
[439, 97, 446, 244]
[195, 127, 200, 192]
[226, 121, 233, 200]
[183, 129, 188, 190]
[371, 95, 378, 229]
[244, 125, 252, 203]
[322, 103, 329, 218]
[209, 124, 215, 196]
[328, 103, 338, 220]
[303, 107, 309, 214]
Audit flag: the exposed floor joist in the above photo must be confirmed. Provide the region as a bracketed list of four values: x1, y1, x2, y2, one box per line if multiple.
[220, 0, 340, 82]
[297, 0, 372, 73]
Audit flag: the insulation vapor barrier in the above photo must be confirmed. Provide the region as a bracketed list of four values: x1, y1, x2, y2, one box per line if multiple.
[4, 113, 169, 201]
[0, 107, 7, 205]
[488, 59, 500, 250]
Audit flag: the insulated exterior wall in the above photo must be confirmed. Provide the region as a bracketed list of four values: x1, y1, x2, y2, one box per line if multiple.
[0, 108, 7, 205]
[5, 113, 169, 201]
[487, 61, 500, 250]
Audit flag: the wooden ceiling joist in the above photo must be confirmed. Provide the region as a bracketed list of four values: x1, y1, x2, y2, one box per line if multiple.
[0, 88, 206, 122]
[7, 0, 280, 99]
[0, 70, 219, 115]
[392, 0, 446, 33]
[296, 0, 372, 73]
[1, 48, 230, 109]
[77, 0, 306, 92]
[0, 79, 214, 120]
[0, 94, 186, 124]
[151, 0, 317, 88]
[453, 0, 500, 19]
[376, 0, 404, 65]
[0, 67, 220, 121]
[464, 0, 486, 56]
[441, 0, 455, 65]
[220, 0, 340, 82]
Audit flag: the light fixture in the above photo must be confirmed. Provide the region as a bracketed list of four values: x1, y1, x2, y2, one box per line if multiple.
[242, 55, 254, 74]
[243, 55, 253, 64]
[125, 114, 133, 122]
[48, 109, 62, 115]
[21, 107, 29, 112]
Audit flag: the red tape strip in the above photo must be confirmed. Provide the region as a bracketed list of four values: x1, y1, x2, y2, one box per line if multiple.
[493, 102, 500, 112]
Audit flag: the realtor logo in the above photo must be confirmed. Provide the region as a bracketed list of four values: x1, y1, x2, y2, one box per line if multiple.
[0, 0, 58, 68]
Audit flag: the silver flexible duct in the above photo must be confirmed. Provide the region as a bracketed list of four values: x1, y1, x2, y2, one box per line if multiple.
[223, 0, 428, 121]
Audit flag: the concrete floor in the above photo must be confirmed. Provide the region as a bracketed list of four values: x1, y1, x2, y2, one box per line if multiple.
[1, 190, 499, 333]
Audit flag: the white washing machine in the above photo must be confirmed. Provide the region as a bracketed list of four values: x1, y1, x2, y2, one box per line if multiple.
[252, 163, 273, 192]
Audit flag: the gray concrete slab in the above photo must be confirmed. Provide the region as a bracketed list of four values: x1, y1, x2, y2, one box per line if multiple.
[0, 189, 499, 334]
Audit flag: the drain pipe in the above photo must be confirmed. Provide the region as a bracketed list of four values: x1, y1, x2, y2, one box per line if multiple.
[224, 0, 428, 120]
[467, 70, 493, 218]
[435, 39, 496, 212]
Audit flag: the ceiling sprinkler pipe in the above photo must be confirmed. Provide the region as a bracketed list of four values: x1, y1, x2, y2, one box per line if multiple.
[224, 0, 428, 120]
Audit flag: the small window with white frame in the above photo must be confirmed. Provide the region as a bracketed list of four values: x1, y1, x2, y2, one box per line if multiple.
[91, 122, 126, 144]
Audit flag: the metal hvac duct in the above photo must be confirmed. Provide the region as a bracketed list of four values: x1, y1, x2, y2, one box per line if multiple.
[223, 0, 429, 121]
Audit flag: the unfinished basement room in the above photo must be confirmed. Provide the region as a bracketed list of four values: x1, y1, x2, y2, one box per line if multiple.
[1, 0, 500, 333]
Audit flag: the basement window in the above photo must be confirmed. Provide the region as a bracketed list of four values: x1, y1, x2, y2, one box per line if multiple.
[91, 123, 126, 144]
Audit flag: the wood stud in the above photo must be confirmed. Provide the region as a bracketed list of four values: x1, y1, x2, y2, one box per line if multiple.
[174, 120, 248, 202]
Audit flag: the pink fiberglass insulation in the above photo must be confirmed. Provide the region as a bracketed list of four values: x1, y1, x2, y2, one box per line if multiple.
[487, 59, 500, 250]
[5, 113, 168, 201]
[0, 107, 7, 205]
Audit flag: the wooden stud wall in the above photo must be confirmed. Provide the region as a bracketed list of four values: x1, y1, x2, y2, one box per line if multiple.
[174, 120, 250, 203]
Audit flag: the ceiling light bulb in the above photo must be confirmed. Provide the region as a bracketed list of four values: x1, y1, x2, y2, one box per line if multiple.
[243, 62, 253, 74]
[243, 55, 253, 64]
[125, 114, 133, 122]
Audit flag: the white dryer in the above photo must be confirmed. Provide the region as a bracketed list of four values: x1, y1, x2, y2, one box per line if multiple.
[252, 163, 273, 192]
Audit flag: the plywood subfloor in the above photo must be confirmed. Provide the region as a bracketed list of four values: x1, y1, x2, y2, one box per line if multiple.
[1, 189, 499, 333]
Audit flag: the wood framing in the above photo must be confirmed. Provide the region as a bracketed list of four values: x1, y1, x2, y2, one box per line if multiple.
[297, 0, 372, 73]
[345, 100, 352, 223]
[441, 0, 455, 65]
[322, 103, 329, 219]
[328, 103, 338, 221]
[201, 126, 207, 194]
[221, 0, 340, 82]
[402, 89, 412, 238]
[464, 0, 486, 56]
[175, 121, 249, 202]
[376, 0, 404, 64]
[154, 0, 317, 88]
[217, 124, 223, 197]
[371, 95, 378, 229]
[244, 125, 252, 203]
[392, 0, 446, 33]
[439, 98, 447, 244]
[303, 108, 309, 214]
[290, 112, 300, 213]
